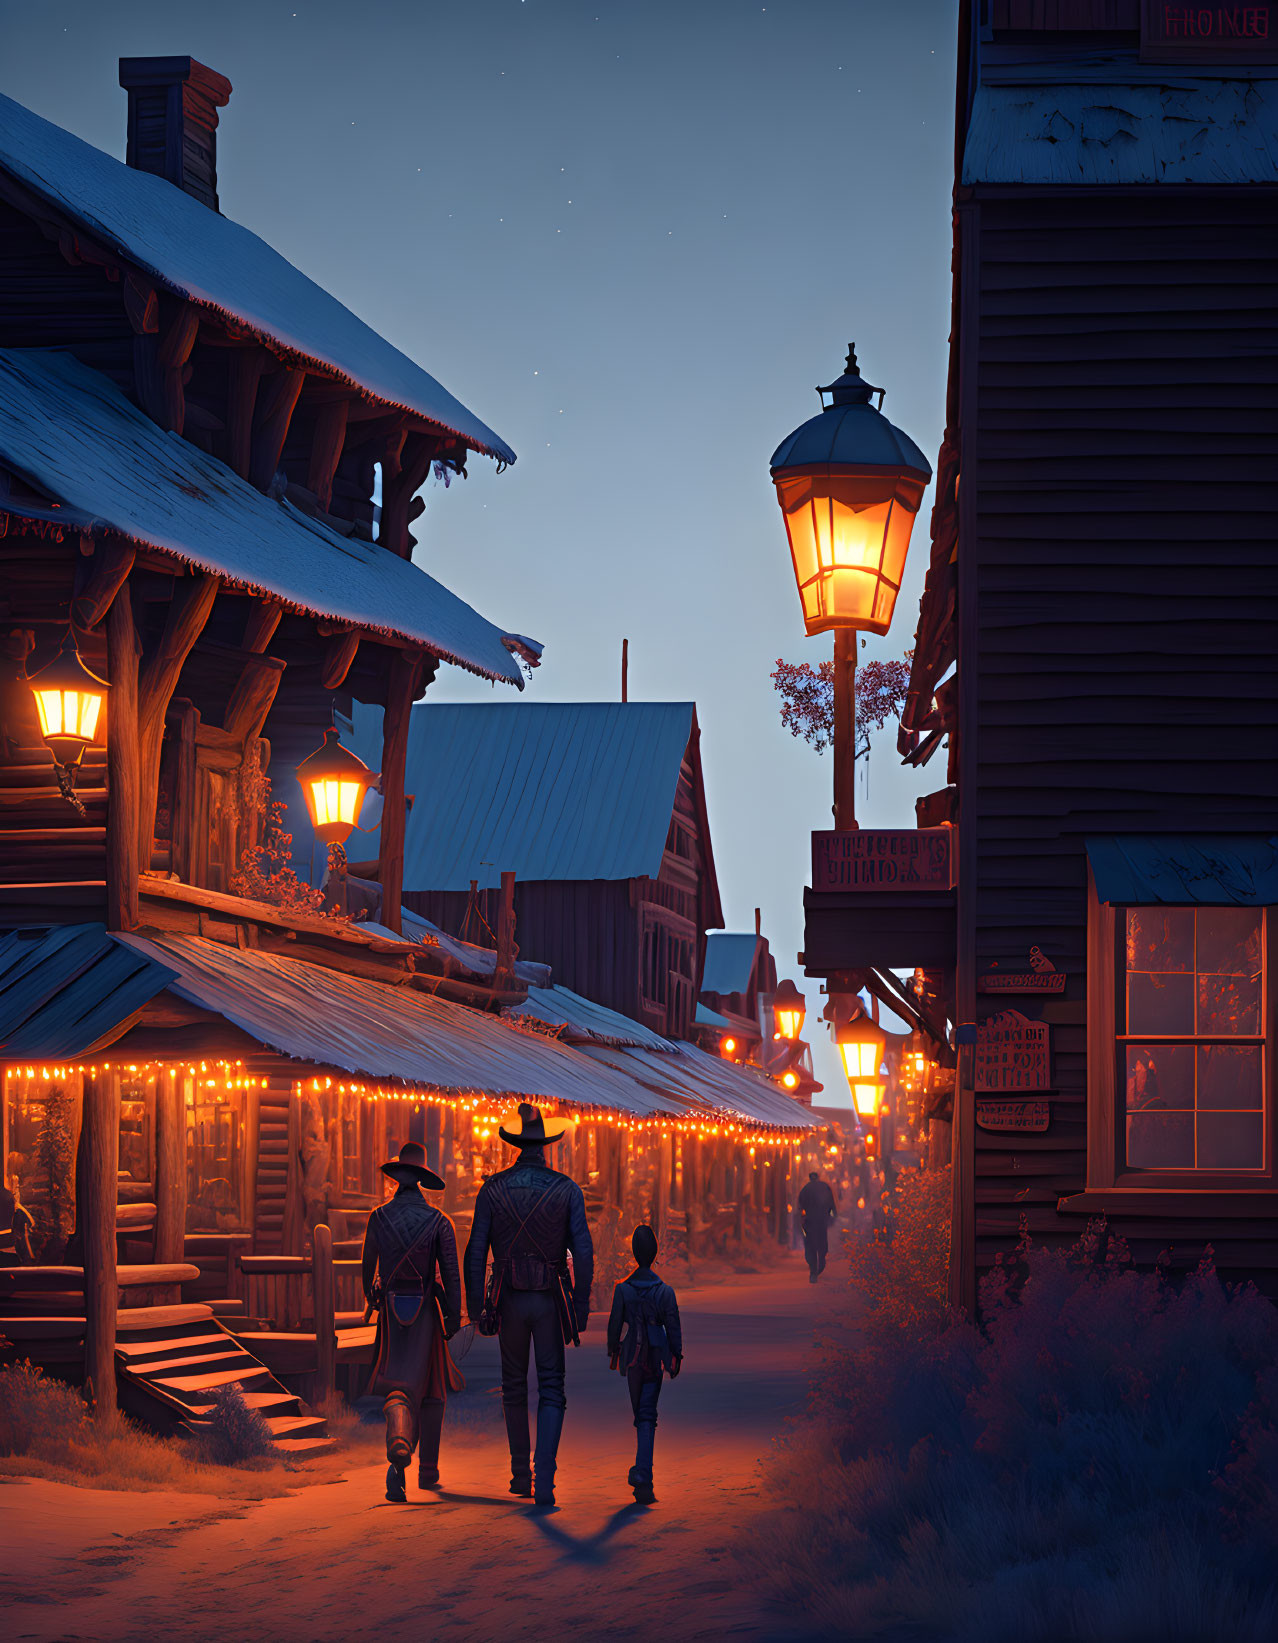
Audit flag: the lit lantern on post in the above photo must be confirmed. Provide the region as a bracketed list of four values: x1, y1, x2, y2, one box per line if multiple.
[297, 727, 377, 847]
[772, 978, 806, 1041]
[836, 1013, 887, 1119]
[770, 345, 931, 828]
[720, 1036, 738, 1061]
[26, 632, 110, 809]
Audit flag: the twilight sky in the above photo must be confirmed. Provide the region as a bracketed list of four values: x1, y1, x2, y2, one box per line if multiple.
[0, 0, 957, 1102]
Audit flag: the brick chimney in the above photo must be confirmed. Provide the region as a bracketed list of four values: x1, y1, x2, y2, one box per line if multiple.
[118, 57, 232, 212]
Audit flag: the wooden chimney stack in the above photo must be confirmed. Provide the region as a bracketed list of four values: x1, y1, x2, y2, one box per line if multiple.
[119, 56, 232, 212]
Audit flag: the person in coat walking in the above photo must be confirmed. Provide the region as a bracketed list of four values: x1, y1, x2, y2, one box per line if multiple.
[797, 1171, 838, 1282]
[362, 1141, 463, 1502]
[464, 1103, 593, 1507]
[607, 1223, 682, 1504]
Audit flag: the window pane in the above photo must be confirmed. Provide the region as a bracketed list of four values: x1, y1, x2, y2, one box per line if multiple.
[1197, 972, 1261, 1036]
[1197, 1045, 1263, 1111]
[1126, 1044, 1194, 1111]
[1127, 1113, 1194, 1169]
[1196, 908, 1263, 979]
[1127, 971, 1195, 1034]
[1197, 1113, 1264, 1170]
[1127, 908, 1194, 974]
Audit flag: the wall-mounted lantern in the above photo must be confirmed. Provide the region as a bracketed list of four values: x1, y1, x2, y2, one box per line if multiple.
[772, 978, 806, 1041]
[297, 727, 377, 847]
[26, 632, 110, 807]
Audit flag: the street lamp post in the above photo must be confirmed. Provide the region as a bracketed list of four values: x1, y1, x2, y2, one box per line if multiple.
[770, 345, 932, 829]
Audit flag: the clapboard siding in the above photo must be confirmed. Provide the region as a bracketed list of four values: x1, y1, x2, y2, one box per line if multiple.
[968, 190, 1278, 1273]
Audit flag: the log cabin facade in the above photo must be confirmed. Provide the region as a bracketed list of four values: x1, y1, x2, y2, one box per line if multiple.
[803, 2, 1278, 1309]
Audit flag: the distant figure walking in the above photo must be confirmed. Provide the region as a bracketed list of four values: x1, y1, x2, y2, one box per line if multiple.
[464, 1103, 593, 1507]
[362, 1142, 463, 1503]
[797, 1171, 838, 1283]
[607, 1224, 682, 1505]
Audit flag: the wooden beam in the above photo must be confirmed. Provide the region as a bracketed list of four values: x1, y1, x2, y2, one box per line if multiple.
[320, 629, 360, 691]
[307, 399, 349, 512]
[242, 597, 283, 656]
[379, 434, 436, 559]
[81, 1070, 120, 1418]
[154, 1068, 187, 1266]
[250, 368, 306, 491]
[223, 653, 286, 744]
[137, 573, 219, 872]
[377, 649, 431, 933]
[72, 542, 136, 631]
[122, 271, 158, 335]
[171, 699, 199, 884]
[156, 302, 201, 436]
[312, 1223, 336, 1407]
[493, 870, 517, 992]
[227, 351, 269, 480]
[105, 587, 140, 930]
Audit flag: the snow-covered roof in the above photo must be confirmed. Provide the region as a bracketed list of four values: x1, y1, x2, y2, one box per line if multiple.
[0, 349, 529, 686]
[0, 91, 515, 465]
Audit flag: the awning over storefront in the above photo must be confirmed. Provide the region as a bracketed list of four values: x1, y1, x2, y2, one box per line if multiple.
[119, 933, 684, 1119]
[0, 924, 176, 1058]
[507, 986, 676, 1051]
[578, 1042, 812, 1132]
[1087, 836, 1278, 907]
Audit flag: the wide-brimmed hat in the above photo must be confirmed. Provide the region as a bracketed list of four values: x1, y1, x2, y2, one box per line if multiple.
[498, 1102, 570, 1149]
[380, 1141, 445, 1190]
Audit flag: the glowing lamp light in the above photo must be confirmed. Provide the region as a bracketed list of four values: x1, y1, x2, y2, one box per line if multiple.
[27, 632, 109, 768]
[720, 1036, 738, 1059]
[297, 727, 377, 847]
[836, 1013, 887, 1118]
[782, 1071, 799, 1090]
[770, 345, 932, 637]
[772, 978, 806, 1042]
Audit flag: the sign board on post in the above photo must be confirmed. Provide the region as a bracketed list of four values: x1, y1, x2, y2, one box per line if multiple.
[976, 1100, 1051, 1134]
[975, 1010, 1051, 1093]
[1141, 2, 1278, 62]
[811, 827, 954, 893]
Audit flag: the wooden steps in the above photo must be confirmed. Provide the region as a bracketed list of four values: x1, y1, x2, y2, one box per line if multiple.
[112, 1304, 333, 1454]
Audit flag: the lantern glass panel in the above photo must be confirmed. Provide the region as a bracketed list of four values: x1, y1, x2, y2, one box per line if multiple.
[775, 469, 925, 637]
[35, 686, 103, 746]
[775, 1005, 804, 1040]
[854, 1081, 884, 1117]
[840, 1040, 881, 1080]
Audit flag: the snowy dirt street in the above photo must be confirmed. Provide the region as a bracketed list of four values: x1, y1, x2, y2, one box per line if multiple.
[2, 1257, 835, 1643]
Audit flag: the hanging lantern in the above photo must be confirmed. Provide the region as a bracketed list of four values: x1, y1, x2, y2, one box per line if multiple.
[720, 1035, 738, 1060]
[772, 978, 806, 1041]
[27, 631, 110, 769]
[770, 344, 932, 637]
[297, 726, 377, 846]
[836, 1013, 886, 1118]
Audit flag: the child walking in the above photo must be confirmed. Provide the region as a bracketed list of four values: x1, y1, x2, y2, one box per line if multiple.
[606, 1224, 682, 1504]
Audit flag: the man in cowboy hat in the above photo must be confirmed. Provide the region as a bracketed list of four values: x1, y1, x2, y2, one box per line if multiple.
[362, 1140, 463, 1502]
[464, 1102, 593, 1506]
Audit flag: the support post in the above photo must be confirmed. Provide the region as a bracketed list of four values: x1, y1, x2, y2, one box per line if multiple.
[155, 1068, 186, 1266]
[833, 626, 858, 831]
[493, 870, 517, 992]
[312, 1222, 336, 1408]
[137, 573, 219, 872]
[81, 1070, 120, 1418]
[377, 649, 431, 933]
[105, 587, 140, 929]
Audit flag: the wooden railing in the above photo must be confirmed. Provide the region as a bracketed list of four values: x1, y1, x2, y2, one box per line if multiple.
[237, 1228, 364, 1404]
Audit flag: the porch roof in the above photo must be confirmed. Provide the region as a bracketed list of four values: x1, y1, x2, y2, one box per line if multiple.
[0, 924, 176, 1058]
[1086, 835, 1278, 906]
[118, 933, 683, 1119]
[506, 986, 678, 1051]
[578, 1041, 813, 1132]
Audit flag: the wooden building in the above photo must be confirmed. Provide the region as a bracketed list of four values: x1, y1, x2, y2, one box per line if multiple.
[349, 700, 726, 1040]
[804, 3, 1278, 1310]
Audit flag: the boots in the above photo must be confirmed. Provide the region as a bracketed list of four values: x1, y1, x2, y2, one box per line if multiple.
[533, 1403, 565, 1506]
[505, 1404, 532, 1497]
[417, 1398, 444, 1489]
[631, 1419, 656, 1504]
[383, 1392, 415, 1500]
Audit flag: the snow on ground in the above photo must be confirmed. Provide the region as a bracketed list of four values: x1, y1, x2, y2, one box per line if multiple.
[2, 1256, 835, 1643]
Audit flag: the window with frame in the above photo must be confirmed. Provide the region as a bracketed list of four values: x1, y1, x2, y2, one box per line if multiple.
[1120, 906, 1266, 1174]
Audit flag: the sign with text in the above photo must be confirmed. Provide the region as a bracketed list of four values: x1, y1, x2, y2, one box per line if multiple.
[811, 827, 953, 893]
[975, 1010, 1051, 1093]
[976, 1099, 1051, 1134]
[978, 946, 1066, 995]
[1141, 2, 1278, 61]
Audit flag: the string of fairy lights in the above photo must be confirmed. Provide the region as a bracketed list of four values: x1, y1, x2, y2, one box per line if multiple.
[1, 1057, 807, 1150]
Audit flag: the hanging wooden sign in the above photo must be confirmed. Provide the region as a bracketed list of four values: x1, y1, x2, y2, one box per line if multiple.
[811, 827, 954, 893]
[1141, 2, 1278, 62]
[976, 1099, 1051, 1134]
[978, 946, 1067, 995]
[975, 1010, 1051, 1093]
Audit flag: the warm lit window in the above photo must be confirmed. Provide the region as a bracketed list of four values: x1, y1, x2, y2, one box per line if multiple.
[1121, 908, 1266, 1173]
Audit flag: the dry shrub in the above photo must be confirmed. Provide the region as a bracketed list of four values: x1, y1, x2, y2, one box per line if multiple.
[0, 1361, 310, 1497]
[755, 1170, 1278, 1642]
